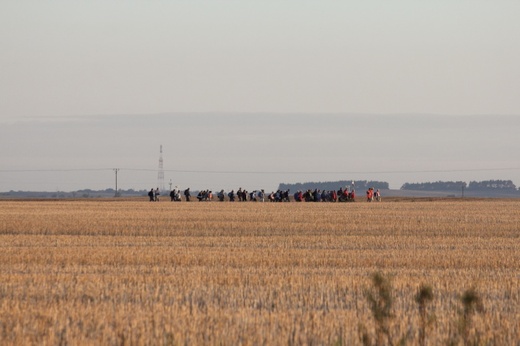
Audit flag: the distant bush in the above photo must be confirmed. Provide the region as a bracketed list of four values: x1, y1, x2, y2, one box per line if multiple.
[401, 180, 519, 192]
[468, 180, 517, 191]
[401, 181, 466, 191]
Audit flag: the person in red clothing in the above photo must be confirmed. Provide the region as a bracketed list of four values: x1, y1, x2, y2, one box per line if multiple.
[366, 188, 374, 202]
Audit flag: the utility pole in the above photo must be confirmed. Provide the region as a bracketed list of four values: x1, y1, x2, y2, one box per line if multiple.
[113, 168, 120, 197]
[169, 179, 173, 191]
[157, 145, 165, 193]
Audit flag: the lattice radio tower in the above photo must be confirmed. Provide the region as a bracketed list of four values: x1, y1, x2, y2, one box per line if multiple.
[157, 145, 165, 192]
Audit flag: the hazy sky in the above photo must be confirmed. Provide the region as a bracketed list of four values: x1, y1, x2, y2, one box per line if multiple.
[1, 1, 519, 192]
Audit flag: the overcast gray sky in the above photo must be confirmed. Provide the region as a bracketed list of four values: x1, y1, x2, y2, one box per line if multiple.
[1, 1, 519, 192]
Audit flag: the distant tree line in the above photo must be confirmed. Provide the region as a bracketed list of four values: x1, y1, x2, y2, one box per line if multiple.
[401, 180, 518, 192]
[400, 181, 467, 191]
[467, 180, 517, 191]
[278, 180, 389, 192]
[3, 179, 519, 199]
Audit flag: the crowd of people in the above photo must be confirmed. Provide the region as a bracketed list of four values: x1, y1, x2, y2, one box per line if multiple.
[149, 186, 382, 202]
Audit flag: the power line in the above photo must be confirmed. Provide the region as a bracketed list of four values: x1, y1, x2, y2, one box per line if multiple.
[0, 168, 113, 172]
[1, 167, 520, 175]
[159, 167, 520, 175]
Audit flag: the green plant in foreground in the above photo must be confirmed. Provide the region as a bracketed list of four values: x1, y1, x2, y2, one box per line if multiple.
[361, 272, 395, 346]
[448, 288, 484, 346]
[460, 288, 484, 345]
[415, 284, 435, 346]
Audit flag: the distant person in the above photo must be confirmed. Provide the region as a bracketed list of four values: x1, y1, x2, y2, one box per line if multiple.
[283, 189, 291, 202]
[366, 188, 374, 202]
[258, 189, 265, 202]
[375, 189, 381, 202]
[148, 188, 154, 202]
[171, 189, 181, 201]
[184, 188, 191, 202]
[154, 188, 160, 201]
[321, 190, 328, 202]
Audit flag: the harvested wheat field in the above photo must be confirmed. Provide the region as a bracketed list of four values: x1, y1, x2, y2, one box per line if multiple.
[0, 198, 518, 345]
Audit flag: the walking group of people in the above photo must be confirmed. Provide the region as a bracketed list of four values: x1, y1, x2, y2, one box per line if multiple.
[225, 188, 264, 202]
[293, 187, 356, 202]
[366, 187, 382, 202]
[148, 188, 161, 201]
[151, 186, 382, 202]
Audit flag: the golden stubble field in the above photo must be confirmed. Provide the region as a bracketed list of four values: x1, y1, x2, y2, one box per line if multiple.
[0, 198, 518, 345]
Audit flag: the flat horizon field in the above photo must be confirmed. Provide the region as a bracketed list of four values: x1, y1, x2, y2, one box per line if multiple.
[0, 198, 518, 345]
